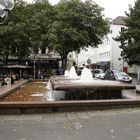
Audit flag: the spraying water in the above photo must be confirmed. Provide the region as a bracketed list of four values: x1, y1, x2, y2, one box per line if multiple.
[64, 70, 69, 76]
[46, 79, 52, 90]
[80, 67, 93, 81]
[68, 66, 78, 78]
[45, 79, 54, 101]
[46, 79, 65, 101]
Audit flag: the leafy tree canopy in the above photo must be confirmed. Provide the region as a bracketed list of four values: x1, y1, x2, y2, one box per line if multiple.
[0, 0, 109, 68]
[0, 0, 53, 62]
[115, 0, 140, 66]
[48, 0, 109, 67]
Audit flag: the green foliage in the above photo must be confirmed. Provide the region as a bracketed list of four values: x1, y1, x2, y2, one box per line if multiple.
[115, 0, 140, 66]
[0, 0, 109, 68]
[48, 0, 109, 67]
[0, 0, 53, 61]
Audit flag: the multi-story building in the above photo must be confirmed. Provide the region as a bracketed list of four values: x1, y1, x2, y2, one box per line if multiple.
[77, 16, 138, 74]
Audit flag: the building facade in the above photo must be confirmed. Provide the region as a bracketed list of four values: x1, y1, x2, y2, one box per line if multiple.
[76, 16, 138, 74]
[0, 47, 61, 78]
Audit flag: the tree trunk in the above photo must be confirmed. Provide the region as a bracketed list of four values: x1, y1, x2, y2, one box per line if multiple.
[61, 55, 67, 70]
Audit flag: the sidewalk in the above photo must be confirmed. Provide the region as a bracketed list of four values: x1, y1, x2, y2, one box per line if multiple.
[0, 79, 28, 98]
[0, 107, 140, 140]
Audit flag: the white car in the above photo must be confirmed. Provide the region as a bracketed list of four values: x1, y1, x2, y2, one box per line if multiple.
[91, 69, 105, 79]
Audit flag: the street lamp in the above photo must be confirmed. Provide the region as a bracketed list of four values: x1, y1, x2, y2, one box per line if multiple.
[0, 0, 14, 24]
[33, 59, 36, 79]
[31, 53, 38, 79]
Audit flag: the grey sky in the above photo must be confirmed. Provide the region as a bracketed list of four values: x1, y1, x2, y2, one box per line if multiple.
[25, 0, 135, 19]
[93, 0, 135, 19]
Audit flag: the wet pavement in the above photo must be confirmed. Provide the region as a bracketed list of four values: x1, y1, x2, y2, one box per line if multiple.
[0, 107, 140, 140]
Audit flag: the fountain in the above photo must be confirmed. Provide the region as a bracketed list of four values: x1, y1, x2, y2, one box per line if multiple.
[0, 65, 139, 115]
[46, 66, 136, 101]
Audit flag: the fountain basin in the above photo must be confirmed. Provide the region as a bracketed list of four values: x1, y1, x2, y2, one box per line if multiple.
[0, 79, 140, 114]
[49, 76, 136, 100]
[52, 79, 135, 90]
[50, 76, 135, 90]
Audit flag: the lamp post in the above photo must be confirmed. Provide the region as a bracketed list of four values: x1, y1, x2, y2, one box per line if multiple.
[33, 59, 36, 79]
[0, 0, 14, 24]
[32, 53, 38, 79]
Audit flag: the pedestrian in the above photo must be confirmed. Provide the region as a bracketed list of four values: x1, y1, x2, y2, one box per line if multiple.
[37, 71, 41, 79]
[58, 67, 64, 75]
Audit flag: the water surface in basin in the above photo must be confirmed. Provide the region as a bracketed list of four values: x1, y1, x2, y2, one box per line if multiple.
[0, 80, 47, 101]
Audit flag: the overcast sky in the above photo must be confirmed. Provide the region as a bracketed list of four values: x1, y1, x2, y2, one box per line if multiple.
[25, 0, 135, 19]
[93, 0, 135, 19]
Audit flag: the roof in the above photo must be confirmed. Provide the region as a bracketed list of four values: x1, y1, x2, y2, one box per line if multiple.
[112, 16, 127, 25]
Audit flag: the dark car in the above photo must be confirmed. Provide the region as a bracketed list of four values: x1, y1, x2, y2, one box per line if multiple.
[104, 70, 132, 83]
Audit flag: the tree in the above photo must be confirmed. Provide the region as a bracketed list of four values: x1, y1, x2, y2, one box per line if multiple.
[115, 0, 140, 66]
[23, 0, 53, 55]
[0, 26, 11, 64]
[48, 0, 109, 68]
[0, 0, 31, 64]
[0, 0, 53, 63]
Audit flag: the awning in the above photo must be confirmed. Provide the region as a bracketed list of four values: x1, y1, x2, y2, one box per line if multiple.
[3, 65, 32, 69]
[97, 61, 110, 66]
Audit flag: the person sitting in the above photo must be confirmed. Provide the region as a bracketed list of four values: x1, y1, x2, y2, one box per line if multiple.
[6, 75, 11, 85]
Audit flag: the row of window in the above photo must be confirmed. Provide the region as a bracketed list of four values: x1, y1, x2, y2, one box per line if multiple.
[99, 51, 110, 59]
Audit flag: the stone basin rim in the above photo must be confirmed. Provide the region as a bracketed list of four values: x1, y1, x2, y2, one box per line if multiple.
[0, 99, 140, 108]
[0, 79, 139, 109]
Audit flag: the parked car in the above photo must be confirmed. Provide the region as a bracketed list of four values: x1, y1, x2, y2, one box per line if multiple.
[92, 69, 105, 79]
[104, 70, 132, 83]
